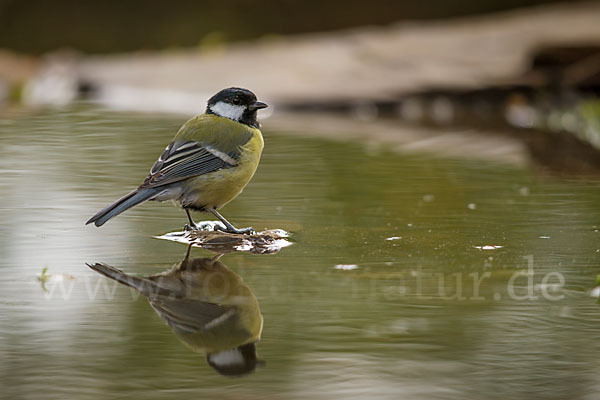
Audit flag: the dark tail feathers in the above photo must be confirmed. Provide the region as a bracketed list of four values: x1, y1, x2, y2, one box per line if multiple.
[86, 262, 157, 296]
[86, 262, 176, 298]
[86, 188, 159, 227]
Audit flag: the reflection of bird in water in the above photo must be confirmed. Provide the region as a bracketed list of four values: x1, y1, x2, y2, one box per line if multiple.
[87, 247, 263, 377]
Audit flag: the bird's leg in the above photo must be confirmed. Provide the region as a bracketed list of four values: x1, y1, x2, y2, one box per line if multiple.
[184, 208, 198, 231]
[180, 244, 193, 270]
[210, 209, 255, 235]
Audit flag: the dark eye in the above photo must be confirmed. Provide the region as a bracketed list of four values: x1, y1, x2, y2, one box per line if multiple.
[231, 98, 241, 105]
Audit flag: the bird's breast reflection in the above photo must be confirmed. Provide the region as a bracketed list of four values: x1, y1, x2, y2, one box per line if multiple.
[87, 247, 263, 377]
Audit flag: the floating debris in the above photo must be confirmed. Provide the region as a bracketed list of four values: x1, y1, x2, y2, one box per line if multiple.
[473, 245, 504, 250]
[37, 267, 76, 292]
[334, 264, 359, 271]
[467, 203, 477, 210]
[386, 236, 402, 241]
[539, 235, 551, 239]
[593, 275, 600, 302]
[156, 222, 292, 255]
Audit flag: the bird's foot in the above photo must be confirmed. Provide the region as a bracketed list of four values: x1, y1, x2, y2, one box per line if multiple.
[184, 223, 197, 231]
[185, 220, 231, 232]
[185, 221, 212, 231]
[214, 225, 256, 235]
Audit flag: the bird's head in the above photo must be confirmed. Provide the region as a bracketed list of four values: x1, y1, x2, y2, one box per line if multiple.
[206, 87, 268, 128]
[206, 342, 264, 377]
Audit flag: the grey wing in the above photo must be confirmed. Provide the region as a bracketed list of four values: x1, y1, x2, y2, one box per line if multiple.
[149, 298, 236, 333]
[141, 141, 238, 188]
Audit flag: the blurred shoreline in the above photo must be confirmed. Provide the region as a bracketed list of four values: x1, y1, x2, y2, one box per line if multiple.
[0, 3, 595, 106]
[1, 1, 599, 172]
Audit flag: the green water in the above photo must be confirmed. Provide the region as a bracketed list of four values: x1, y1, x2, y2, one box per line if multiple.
[0, 107, 599, 399]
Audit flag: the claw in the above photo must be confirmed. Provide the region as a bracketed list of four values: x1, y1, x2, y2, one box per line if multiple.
[208, 209, 256, 235]
[184, 222, 200, 231]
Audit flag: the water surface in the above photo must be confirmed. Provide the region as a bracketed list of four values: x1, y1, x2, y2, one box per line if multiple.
[0, 107, 599, 399]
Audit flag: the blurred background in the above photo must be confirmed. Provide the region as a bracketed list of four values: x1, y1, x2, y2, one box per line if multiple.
[1, 1, 600, 399]
[0, 0, 599, 171]
[0, 0, 581, 53]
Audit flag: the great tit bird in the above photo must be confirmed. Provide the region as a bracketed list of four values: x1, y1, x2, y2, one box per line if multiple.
[87, 247, 264, 377]
[86, 87, 267, 234]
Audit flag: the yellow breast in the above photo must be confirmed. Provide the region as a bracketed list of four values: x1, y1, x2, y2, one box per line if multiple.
[182, 129, 263, 209]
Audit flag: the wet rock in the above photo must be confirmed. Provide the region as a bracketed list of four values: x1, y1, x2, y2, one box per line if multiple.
[156, 224, 292, 255]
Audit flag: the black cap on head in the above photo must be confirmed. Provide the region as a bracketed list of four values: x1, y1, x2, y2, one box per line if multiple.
[207, 87, 257, 107]
[206, 87, 267, 128]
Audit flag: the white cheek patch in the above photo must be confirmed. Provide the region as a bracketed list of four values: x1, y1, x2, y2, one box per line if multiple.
[208, 348, 245, 367]
[210, 101, 245, 121]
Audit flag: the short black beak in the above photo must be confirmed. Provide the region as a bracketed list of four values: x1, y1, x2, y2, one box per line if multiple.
[250, 101, 268, 111]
